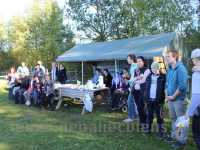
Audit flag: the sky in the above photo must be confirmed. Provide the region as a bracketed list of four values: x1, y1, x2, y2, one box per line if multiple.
[0, 0, 66, 22]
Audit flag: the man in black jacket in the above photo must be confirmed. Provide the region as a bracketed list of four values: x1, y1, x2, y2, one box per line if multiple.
[146, 62, 166, 137]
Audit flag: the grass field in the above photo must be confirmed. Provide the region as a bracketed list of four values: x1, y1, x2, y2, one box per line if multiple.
[0, 79, 197, 150]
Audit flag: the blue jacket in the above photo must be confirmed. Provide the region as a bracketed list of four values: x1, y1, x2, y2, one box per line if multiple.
[166, 62, 188, 101]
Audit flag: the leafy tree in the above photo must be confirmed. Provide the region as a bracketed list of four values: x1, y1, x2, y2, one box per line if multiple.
[0, 18, 7, 51]
[25, 0, 74, 67]
[7, 0, 74, 68]
[66, 0, 193, 41]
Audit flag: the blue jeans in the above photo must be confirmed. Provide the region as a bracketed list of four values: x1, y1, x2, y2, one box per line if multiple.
[32, 90, 42, 105]
[127, 92, 138, 119]
[168, 100, 188, 144]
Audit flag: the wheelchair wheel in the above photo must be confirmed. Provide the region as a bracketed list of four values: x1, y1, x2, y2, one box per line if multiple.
[121, 105, 128, 113]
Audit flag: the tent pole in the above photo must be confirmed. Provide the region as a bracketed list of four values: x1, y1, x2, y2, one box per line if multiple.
[115, 60, 117, 74]
[82, 61, 84, 85]
[114, 60, 117, 88]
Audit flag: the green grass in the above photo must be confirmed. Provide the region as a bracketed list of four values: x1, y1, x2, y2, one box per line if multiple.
[0, 80, 197, 150]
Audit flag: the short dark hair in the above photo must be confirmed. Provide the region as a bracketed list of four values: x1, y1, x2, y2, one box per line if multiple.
[103, 68, 109, 73]
[96, 68, 102, 73]
[168, 50, 179, 61]
[127, 54, 136, 62]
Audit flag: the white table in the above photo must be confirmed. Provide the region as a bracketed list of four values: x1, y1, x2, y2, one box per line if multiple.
[54, 84, 110, 110]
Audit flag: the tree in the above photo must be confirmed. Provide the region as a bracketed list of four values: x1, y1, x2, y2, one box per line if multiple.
[7, 0, 74, 68]
[0, 18, 6, 51]
[8, 16, 28, 64]
[66, 0, 127, 41]
[66, 0, 193, 41]
[25, 0, 74, 67]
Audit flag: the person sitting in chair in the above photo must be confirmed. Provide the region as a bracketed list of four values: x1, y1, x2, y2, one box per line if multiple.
[111, 69, 129, 110]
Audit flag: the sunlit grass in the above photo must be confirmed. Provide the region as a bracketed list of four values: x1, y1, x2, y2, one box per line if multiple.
[0, 80, 197, 150]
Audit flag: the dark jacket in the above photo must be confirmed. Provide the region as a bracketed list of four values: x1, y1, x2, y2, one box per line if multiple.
[58, 68, 67, 84]
[146, 72, 166, 104]
[104, 74, 113, 88]
[34, 68, 44, 81]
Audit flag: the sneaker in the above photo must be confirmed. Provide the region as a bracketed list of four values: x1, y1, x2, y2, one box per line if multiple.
[123, 118, 134, 123]
[164, 135, 176, 143]
[156, 132, 165, 140]
[171, 142, 186, 150]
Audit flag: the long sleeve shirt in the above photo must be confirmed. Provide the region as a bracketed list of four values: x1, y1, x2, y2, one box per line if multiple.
[166, 62, 188, 101]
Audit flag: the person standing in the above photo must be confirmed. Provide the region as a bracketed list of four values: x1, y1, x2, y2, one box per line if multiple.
[146, 62, 166, 137]
[165, 50, 188, 149]
[17, 62, 29, 77]
[44, 74, 55, 111]
[51, 62, 58, 82]
[103, 68, 113, 88]
[57, 64, 67, 84]
[123, 54, 138, 123]
[34, 64, 45, 81]
[187, 48, 200, 150]
[37, 61, 46, 74]
[92, 68, 103, 84]
[133, 56, 150, 131]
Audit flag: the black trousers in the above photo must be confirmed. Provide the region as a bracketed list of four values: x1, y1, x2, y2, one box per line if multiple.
[147, 101, 164, 132]
[44, 94, 54, 108]
[134, 91, 147, 124]
[192, 114, 200, 150]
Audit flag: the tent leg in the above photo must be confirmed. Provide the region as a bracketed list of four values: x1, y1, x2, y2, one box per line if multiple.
[82, 61, 84, 85]
[115, 60, 117, 74]
[114, 60, 118, 88]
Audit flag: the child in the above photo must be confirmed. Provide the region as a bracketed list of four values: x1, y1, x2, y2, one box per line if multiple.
[187, 48, 200, 150]
[145, 62, 166, 137]
[43, 74, 55, 111]
[7, 67, 17, 100]
[31, 76, 43, 107]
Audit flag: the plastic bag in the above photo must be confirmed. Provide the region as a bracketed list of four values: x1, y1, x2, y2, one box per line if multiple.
[83, 93, 93, 113]
[175, 115, 190, 141]
[175, 115, 190, 128]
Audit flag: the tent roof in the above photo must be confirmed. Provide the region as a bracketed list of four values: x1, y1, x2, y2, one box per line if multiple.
[56, 32, 176, 62]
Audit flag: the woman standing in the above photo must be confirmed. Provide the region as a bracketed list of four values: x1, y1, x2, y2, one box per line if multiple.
[57, 64, 67, 84]
[133, 56, 150, 131]
[103, 68, 113, 88]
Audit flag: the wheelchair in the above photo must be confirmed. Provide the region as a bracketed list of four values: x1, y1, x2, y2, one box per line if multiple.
[109, 89, 129, 113]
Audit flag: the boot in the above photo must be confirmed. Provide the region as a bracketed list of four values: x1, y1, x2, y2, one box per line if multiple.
[157, 124, 165, 138]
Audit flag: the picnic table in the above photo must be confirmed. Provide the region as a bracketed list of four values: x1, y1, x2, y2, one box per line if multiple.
[54, 84, 110, 110]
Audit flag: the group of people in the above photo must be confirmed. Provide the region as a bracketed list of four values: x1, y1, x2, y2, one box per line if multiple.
[91, 49, 200, 150]
[5, 48, 200, 150]
[7, 61, 67, 111]
[121, 50, 200, 150]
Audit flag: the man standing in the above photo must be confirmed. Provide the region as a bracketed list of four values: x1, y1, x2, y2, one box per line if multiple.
[51, 62, 58, 82]
[123, 54, 138, 123]
[37, 61, 46, 74]
[34, 64, 45, 81]
[165, 50, 188, 149]
[17, 62, 29, 77]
